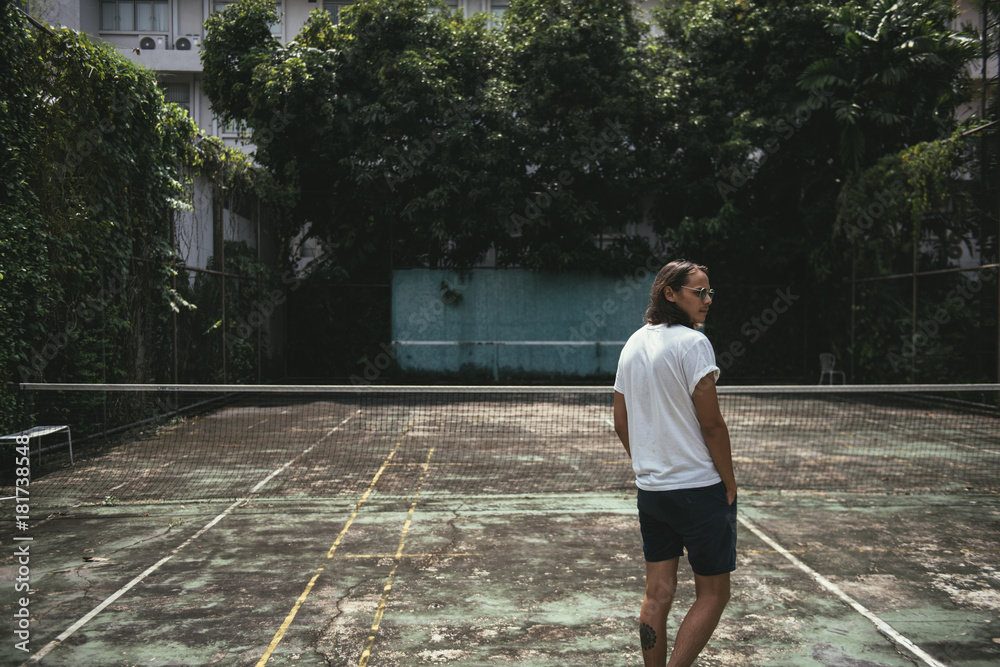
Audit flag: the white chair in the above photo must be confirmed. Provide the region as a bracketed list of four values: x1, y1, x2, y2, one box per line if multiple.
[819, 353, 846, 384]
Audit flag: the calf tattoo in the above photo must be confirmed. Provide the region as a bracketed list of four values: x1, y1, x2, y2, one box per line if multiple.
[640, 622, 657, 651]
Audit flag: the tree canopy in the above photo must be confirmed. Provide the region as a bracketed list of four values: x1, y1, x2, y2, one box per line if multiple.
[202, 0, 670, 276]
[203, 0, 977, 282]
[648, 0, 976, 284]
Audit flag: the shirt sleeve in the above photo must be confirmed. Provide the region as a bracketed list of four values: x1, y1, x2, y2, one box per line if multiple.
[683, 335, 720, 395]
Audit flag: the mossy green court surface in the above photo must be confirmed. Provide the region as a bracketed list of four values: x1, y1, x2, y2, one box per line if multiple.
[2, 389, 998, 665]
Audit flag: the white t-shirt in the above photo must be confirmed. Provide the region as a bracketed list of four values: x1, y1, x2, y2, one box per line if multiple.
[614, 323, 721, 491]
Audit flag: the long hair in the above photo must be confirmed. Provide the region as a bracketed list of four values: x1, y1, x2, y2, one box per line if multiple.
[644, 259, 709, 327]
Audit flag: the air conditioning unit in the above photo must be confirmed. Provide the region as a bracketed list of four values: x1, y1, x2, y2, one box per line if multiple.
[177, 34, 202, 50]
[138, 35, 164, 50]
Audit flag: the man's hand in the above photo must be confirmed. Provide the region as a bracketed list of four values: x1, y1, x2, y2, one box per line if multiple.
[724, 483, 737, 506]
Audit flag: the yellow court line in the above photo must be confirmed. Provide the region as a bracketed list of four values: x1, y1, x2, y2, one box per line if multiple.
[386, 461, 473, 466]
[256, 420, 413, 667]
[333, 553, 483, 559]
[359, 447, 435, 667]
[326, 432, 413, 559]
[27, 412, 359, 667]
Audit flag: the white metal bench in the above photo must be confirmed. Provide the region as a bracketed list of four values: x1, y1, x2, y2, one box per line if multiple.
[1, 425, 73, 465]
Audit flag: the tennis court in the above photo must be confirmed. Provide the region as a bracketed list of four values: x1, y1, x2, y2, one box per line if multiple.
[1, 385, 999, 665]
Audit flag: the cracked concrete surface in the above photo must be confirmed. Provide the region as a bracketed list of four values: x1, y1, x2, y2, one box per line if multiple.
[0, 492, 998, 665]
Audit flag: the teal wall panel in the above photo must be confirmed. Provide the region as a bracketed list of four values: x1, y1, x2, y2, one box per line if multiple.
[391, 269, 657, 380]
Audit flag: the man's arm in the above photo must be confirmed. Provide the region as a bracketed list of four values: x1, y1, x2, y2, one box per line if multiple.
[692, 374, 737, 504]
[613, 391, 630, 459]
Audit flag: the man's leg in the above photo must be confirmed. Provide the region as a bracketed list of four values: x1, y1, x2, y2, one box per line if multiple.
[665, 571, 730, 667]
[640, 557, 678, 667]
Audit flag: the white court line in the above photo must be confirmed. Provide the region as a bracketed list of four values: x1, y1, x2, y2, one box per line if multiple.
[22, 412, 359, 666]
[737, 515, 950, 667]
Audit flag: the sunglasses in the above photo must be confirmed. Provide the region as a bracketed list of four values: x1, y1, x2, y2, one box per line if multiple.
[681, 286, 715, 301]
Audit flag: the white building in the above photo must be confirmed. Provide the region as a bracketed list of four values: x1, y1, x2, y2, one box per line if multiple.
[42, 0, 514, 149]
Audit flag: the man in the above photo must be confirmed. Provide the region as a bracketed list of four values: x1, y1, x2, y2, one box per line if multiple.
[613, 259, 737, 667]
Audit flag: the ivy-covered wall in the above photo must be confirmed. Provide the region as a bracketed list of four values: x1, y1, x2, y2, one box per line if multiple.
[0, 5, 288, 433]
[0, 2, 44, 434]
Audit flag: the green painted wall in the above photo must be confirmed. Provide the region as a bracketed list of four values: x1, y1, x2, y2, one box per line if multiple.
[391, 268, 657, 380]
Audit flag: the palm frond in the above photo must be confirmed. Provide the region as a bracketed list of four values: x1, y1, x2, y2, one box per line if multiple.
[833, 100, 862, 125]
[870, 108, 907, 126]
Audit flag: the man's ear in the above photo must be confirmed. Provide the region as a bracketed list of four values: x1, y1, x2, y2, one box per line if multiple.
[663, 286, 676, 303]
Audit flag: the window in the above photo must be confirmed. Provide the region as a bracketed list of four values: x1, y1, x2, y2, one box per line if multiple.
[324, 1, 352, 24]
[213, 0, 282, 36]
[217, 116, 248, 137]
[436, 2, 505, 27]
[100, 0, 168, 31]
[161, 82, 191, 117]
[427, 0, 458, 18]
[489, 0, 507, 27]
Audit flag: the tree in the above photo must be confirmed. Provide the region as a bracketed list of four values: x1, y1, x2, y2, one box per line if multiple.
[201, 0, 669, 377]
[495, 0, 662, 271]
[203, 0, 513, 276]
[650, 0, 974, 283]
[201, 0, 664, 276]
[646, 0, 977, 379]
[799, 0, 977, 170]
[838, 132, 999, 383]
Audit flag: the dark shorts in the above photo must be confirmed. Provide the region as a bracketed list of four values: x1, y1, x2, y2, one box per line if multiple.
[637, 482, 737, 576]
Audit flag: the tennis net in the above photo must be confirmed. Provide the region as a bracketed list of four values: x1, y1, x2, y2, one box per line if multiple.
[4, 383, 998, 510]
